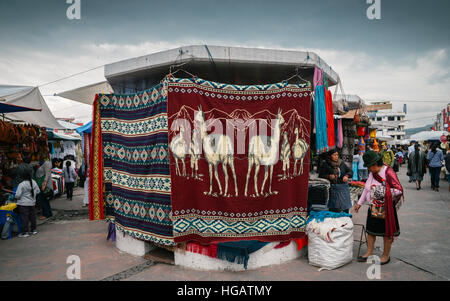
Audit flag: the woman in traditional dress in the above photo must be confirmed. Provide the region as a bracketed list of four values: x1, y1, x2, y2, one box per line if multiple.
[408, 143, 426, 190]
[319, 149, 352, 213]
[354, 150, 404, 265]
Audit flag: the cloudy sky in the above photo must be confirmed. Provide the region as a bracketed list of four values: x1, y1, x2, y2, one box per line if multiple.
[1, 0, 449, 127]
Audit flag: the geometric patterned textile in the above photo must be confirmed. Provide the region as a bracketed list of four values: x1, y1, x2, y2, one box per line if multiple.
[167, 77, 311, 244]
[99, 80, 175, 246]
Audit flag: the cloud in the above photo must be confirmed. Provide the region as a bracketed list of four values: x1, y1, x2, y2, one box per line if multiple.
[0, 40, 448, 127]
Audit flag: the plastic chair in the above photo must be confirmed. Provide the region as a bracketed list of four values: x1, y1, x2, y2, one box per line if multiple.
[0, 210, 22, 239]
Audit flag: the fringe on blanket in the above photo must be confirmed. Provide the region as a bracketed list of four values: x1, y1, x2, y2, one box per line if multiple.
[107, 222, 116, 242]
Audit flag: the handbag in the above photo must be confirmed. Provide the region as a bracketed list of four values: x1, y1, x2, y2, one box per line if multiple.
[370, 185, 386, 219]
[371, 200, 386, 219]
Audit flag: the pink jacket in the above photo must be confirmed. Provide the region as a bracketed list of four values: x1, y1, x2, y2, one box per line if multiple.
[357, 166, 402, 206]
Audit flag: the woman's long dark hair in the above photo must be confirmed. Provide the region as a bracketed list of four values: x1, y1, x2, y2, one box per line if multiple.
[23, 172, 34, 197]
[66, 160, 71, 175]
[431, 142, 438, 154]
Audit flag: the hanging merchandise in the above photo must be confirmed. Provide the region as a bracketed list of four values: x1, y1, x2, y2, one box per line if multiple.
[314, 85, 329, 154]
[337, 118, 343, 148]
[370, 129, 377, 139]
[357, 126, 365, 137]
[325, 89, 335, 148]
[98, 82, 173, 245]
[373, 138, 380, 153]
[168, 77, 311, 244]
[339, 119, 356, 169]
[358, 137, 366, 152]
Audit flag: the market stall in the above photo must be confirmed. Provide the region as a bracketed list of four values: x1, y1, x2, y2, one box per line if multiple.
[84, 46, 361, 271]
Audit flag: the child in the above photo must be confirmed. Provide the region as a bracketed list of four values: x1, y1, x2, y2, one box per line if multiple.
[15, 173, 40, 238]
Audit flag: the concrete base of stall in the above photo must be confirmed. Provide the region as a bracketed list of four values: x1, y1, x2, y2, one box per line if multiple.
[115, 228, 155, 257]
[174, 241, 305, 271]
[114, 228, 305, 271]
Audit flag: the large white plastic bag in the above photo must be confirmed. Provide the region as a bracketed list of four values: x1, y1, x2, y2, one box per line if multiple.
[307, 216, 354, 271]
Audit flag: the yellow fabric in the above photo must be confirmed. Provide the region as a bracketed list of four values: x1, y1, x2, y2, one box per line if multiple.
[0, 203, 17, 211]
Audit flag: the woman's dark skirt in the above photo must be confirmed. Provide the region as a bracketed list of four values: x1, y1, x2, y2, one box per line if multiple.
[366, 205, 400, 237]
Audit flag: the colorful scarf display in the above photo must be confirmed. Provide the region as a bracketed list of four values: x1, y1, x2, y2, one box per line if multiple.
[99, 80, 175, 246]
[314, 85, 329, 154]
[167, 77, 310, 244]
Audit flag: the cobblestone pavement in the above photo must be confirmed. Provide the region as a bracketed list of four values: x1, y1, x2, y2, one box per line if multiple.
[0, 167, 448, 281]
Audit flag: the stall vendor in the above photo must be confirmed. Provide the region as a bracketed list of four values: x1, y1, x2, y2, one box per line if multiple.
[319, 149, 353, 213]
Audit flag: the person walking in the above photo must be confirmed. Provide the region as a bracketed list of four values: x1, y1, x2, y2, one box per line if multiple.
[408, 144, 426, 190]
[381, 142, 395, 168]
[35, 156, 53, 219]
[407, 141, 416, 182]
[354, 150, 368, 181]
[354, 150, 404, 265]
[15, 173, 41, 238]
[63, 161, 77, 201]
[319, 149, 353, 213]
[445, 150, 450, 192]
[427, 142, 444, 192]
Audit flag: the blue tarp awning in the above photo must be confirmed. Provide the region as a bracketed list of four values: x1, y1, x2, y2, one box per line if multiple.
[76, 121, 92, 134]
[0, 102, 41, 113]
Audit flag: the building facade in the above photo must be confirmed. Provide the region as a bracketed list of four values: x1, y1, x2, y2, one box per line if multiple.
[368, 101, 407, 142]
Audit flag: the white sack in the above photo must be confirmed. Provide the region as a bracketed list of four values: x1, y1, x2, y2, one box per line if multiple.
[307, 216, 354, 271]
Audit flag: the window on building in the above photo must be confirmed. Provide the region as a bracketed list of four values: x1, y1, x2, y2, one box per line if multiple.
[377, 117, 382, 121]
[388, 117, 395, 121]
[397, 135, 402, 140]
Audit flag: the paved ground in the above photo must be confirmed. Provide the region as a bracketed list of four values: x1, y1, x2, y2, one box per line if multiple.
[0, 166, 448, 281]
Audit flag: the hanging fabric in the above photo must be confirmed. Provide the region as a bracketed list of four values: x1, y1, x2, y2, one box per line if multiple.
[314, 85, 328, 154]
[337, 119, 344, 148]
[325, 89, 335, 148]
[313, 67, 324, 89]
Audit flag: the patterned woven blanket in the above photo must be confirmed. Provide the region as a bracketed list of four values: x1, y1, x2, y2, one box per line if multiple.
[99, 81, 175, 246]
[167, 77, 311, 243]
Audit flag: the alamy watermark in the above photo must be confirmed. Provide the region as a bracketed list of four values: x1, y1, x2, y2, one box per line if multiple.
[66, 0, 81, 20]
[366, 255, 381, 279]
[66, 255, 81, 280]
[366, 0, 381, 20]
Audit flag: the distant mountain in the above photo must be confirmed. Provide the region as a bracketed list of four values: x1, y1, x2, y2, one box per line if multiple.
[405, 124, 433, 138]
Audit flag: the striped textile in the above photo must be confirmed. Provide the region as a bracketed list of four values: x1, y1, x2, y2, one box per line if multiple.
[99, 80, 175, 246]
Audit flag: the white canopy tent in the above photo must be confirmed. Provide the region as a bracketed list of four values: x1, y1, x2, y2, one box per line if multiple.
[56, 81, 114, 105]
[410, 130, 448, 141]
[0, 85, 64, 129]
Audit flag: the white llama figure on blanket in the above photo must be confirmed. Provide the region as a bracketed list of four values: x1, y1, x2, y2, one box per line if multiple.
[194, 106, 238, 197]
[280, 131, 291, 180]
[244, 108, 284, 197]
[190, 128, 201, 179]
[170, 125, 187, 177]
[292, 126, 309, 176]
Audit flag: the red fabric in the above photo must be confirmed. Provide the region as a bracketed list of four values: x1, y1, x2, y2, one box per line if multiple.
[274, 241, 291, 249]
[373, 166, 403, 240]
[89, 95, 104, 220]
[168, 81, 311, 244]
[294, 236, 308, 251]
[325, 89, 335, 148]
[186, 242, 218, 258]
